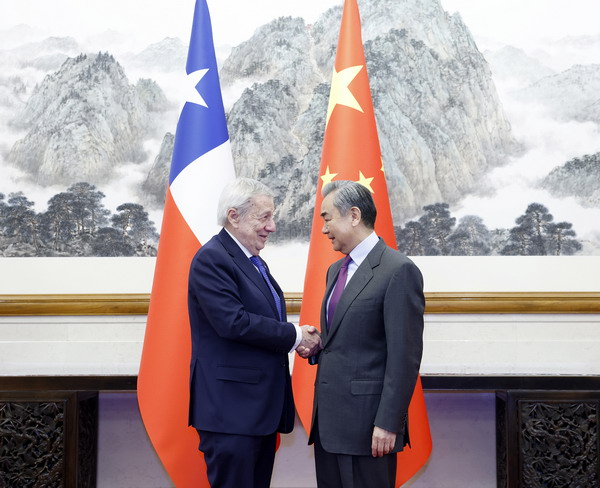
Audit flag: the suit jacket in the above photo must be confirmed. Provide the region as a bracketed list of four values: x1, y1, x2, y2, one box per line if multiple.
[309, 238, 424, 456]
[188, 228, 296, 436]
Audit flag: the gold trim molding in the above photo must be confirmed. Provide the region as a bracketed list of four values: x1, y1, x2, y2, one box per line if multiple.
[424, 292, 600, 314]
[0, 294, 149, 316]
[0, 292, 599, 316]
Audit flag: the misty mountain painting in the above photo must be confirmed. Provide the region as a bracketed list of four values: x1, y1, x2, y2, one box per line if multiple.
[1, 0, 599, 257]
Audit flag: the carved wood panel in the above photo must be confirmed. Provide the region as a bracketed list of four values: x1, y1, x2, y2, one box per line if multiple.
[0, 392, 98, 488]
[497, 391, 600, 488]
[0, 401, 65, 487]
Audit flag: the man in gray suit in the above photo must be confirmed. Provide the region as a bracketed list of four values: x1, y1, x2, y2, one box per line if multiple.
[307, 180, 425, 488]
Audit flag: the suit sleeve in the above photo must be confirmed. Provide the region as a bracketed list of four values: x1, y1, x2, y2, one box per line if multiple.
[374, 260, 425, 433]
[189, 247, 297, 353]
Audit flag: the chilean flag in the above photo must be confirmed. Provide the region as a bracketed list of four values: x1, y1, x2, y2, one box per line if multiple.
[137, 1, 235, 486]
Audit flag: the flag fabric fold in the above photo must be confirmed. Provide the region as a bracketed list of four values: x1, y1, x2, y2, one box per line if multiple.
[137, 1, 235, 486]
[291, 0, 432, 485]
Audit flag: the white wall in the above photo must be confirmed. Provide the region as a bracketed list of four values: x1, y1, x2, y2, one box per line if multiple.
[0, 315, 146, 375]
[2, 313, 599, 376]
[422, 313, 600, 375]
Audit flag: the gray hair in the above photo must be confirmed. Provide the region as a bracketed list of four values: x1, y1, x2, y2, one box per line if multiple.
[322, 180, 377, 229]
[217, 177, 274, 226]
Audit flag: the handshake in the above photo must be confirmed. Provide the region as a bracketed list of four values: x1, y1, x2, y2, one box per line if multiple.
[296, 325, 323, 359]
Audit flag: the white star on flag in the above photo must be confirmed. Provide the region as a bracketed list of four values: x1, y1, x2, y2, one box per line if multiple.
[183, 68, 209, 108]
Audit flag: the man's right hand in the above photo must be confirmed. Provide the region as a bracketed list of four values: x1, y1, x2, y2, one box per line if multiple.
[296, 325, 322, 358]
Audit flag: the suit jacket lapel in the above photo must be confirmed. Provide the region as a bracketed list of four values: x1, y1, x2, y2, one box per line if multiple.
[263, 258, 287, 321]
[218, 229, 282, 319]
[324, 240, 386, 344]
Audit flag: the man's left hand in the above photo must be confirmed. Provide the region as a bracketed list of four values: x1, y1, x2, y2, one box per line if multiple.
[371, 426, 396, 457]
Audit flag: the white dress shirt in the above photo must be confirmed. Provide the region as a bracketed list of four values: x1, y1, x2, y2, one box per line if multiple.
[224, 229, 302, 352]
[346, 231, 379, 282]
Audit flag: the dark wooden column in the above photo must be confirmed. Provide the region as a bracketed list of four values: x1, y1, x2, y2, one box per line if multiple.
[496, 390, 600, 488]
[0, 391, 98, 488]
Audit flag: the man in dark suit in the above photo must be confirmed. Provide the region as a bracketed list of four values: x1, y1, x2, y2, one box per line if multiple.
[308, 180, 425, 488]
[187, 177, 321, 488]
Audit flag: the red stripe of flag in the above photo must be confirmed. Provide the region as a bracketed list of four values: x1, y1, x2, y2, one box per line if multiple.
[138, 189, 209, 487]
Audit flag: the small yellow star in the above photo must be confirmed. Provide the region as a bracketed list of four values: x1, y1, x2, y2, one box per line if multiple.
[320, 166, 338, 187]
[356, 171, 374, 193]
[326, 65, 364, 128]
[380, 156, 385, 174]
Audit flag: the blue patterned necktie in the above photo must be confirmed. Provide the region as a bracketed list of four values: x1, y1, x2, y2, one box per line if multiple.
[327, 255, 352, 330]
[250, 256, 282, 320]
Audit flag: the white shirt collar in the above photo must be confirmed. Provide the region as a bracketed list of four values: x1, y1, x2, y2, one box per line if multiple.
[224, 228, 253, 258]
[348, 231, 379, 269]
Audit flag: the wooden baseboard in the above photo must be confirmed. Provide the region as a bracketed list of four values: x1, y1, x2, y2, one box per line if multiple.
[1, 375, 599, 392]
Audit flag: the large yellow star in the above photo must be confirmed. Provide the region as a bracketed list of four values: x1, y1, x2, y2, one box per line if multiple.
[325, 65, 364, 128]
[356, 171, 374, 193]
[320, 166, 338, 186]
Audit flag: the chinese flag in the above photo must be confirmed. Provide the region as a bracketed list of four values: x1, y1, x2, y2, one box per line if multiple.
[137, 1, 235, 486]
[291, 0, 432, 485]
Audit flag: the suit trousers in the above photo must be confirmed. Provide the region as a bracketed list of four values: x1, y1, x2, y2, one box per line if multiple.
[314, 423, 397, 488]
[198, 430, 277, 488]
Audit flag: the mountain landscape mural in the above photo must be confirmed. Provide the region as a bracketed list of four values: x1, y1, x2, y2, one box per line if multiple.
[1, 0, 599, 256]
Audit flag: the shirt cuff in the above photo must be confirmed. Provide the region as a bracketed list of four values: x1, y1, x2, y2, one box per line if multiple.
[289, 324, 302, 353]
